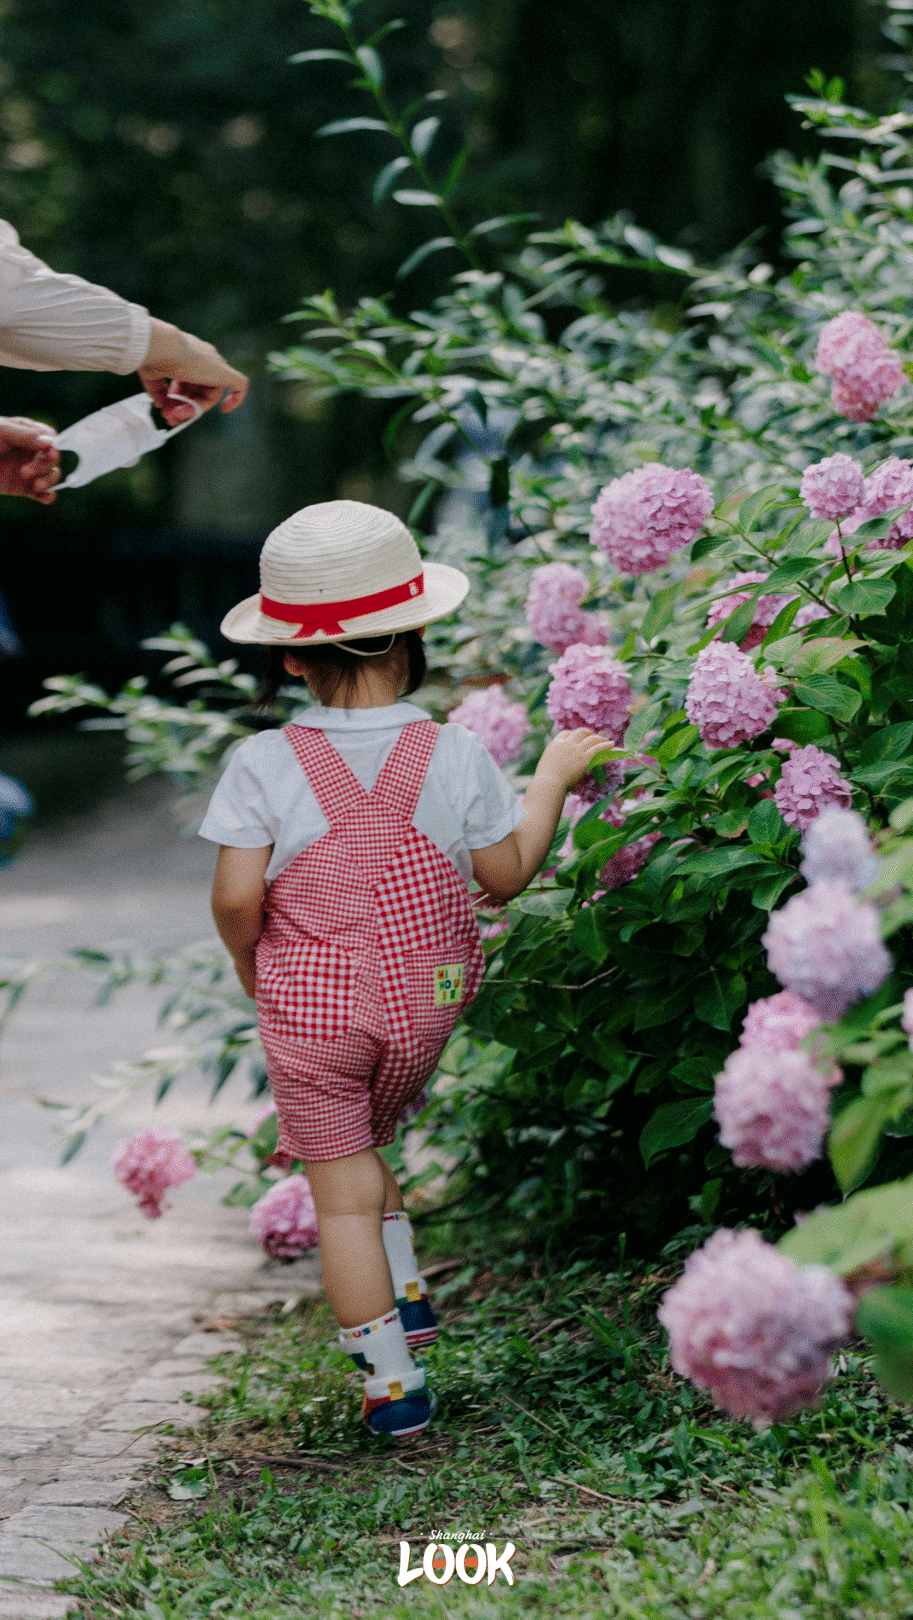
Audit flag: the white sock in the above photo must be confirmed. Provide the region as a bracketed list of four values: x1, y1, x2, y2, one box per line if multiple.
[338, 1307, 426, 1402]
[338, 1307, 416, 1379]
[382, 1212, 427, 1304]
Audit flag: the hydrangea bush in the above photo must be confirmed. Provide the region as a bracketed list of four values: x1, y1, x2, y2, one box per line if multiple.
[22, 0, 913, 1420]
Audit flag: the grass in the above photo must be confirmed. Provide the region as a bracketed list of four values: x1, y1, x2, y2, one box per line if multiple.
[58, 1239, 913, 1618]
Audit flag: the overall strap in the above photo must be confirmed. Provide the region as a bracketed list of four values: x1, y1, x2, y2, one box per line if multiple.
[370, 721, 440, 823]
[283, 725, 367, 826]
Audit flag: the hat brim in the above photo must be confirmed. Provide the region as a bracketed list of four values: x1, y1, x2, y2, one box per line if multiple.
[220, 561, 470, 645]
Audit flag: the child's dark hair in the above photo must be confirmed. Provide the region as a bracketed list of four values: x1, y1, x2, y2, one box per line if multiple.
[257, 630, 427, 711]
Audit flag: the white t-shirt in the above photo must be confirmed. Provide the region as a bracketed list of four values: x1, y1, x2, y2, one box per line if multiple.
[198, 701, 525, 885]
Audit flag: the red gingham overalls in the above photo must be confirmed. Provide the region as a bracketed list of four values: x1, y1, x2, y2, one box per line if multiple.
[255, 720, 486, 1164]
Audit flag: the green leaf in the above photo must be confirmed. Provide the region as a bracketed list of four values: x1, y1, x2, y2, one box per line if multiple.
[373, 154, 413, 207]
[654, 724, 700, 765]
[639, 583, 679, 644]
[718, 596, 757, 646]
[640, 1098, 714, 1167]
[289, 48, 353, 64]
[747, 800, 787, 842]
[624, 700, 666, 750]
[750, 871, 798, 910]
[736, 482, 784, 533]
[779, 1188, 901, 1273]
[870, 1346, 913, 1403]
[489, 455, 510, 509]
[395, 236, 456, 280]
[761, 596, 802, 646]
[794, 636, 866, 675]
[392, 188, 442, 207]
[856, 1287, 913, 1399]
[315, 117, 391, 137]
[511, 890, 570, 917]
[829, 1091, 906, 1192]
[410, 115, 440, 156]
[694, 968, 746, 1031]
[768, 705, 833, 744]
[763, 633, 805, 665]
[762, 559, 824, 591]
[856, 1284, 913, 1351]
[690, 531, 731, 560]
[859, 722, 913, 764]
[793, 674, 861, 723]
[167, 1478, 209, 1501]
[831, 578, 897, 616]
[355, 44, 384, 84]
[407, 481, 438, 526]
[469, 213, 540, 238]
[676, 846, 771, 877]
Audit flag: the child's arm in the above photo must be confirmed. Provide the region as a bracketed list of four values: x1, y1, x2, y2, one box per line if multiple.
[470, 728, 607, 903]
[211, 845, 272, 998]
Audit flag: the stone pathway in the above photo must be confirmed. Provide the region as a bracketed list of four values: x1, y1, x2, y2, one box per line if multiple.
[0, 768, 320, 1615]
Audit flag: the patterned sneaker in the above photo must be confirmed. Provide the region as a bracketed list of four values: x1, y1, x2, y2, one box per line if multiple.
[362, 1367, 435, 1438]
[397, 1287, 438, 1351]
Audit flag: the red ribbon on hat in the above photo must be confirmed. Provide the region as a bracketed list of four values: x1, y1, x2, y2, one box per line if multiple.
[259, 573, 424, 639]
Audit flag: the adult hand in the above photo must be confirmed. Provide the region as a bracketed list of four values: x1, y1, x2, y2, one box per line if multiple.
[0, 417, 60, 503]
[138, 317, 249, 426]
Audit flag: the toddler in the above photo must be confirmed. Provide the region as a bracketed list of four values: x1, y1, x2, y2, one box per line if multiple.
[199, 501, 603, 1438]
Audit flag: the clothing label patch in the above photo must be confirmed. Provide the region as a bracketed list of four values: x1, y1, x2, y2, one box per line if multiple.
[434, 963, 464, 1007]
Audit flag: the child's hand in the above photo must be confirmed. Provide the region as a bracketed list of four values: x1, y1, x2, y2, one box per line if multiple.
[536, 728, 611, 793]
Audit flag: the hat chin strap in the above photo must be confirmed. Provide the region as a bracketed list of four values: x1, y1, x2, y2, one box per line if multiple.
[342, 635, 398, 657]
[259, 573, 423, 639]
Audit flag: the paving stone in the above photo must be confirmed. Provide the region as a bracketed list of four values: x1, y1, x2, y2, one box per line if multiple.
[171, 1332, 243, 1358]
[4, 1505, 128, 1545]
[0, 1432, 59, 1461]
[69, 1430, 160, 1460]
[29, 1478, 138, 1507]
[0, 1536, 81, 1580]
[0, 1591, 76, 1617]
[96, 1402, 205, 1432]
[124, 1374, 222, 1403]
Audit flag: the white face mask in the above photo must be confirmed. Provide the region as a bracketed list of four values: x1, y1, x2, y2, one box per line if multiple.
[54, 392, 202, 489]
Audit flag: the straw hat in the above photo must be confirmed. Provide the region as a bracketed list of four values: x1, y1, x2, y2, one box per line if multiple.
[220, 500, 469, 645]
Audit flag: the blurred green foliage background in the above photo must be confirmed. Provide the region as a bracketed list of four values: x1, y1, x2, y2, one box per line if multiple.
[0, 0, 897, 719]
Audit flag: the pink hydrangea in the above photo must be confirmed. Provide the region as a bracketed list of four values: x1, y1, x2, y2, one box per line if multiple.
[739, 990, 822, 1053]
[111, 1129, 197, 1220]
[597, 797, 661, 888]
[773, 746, 853, 833]
[658, 1228, 854, 1426]
[763, 882, 892, 1018]
[800, 806, 879, 891]
[449, 685, 531, 767]
[800, 454, 865, 521]
[249, 1173, 319, 1259]
[590, 463, 714, 574]
[685, 642, 785, 750]
[815, 311, 905, 422]
[706, 571, 788, 651]
[570, 762, 627, 806]
[860, 457, 913, 549]
[714, 1044, 841, 1173]
[524, 563, 607, 653]
[545, 643, 633, 738]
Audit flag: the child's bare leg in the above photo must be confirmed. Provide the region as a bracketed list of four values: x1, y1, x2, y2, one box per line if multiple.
[375, 1149, 405, 1214]
[304, 1149, 394, 1328]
